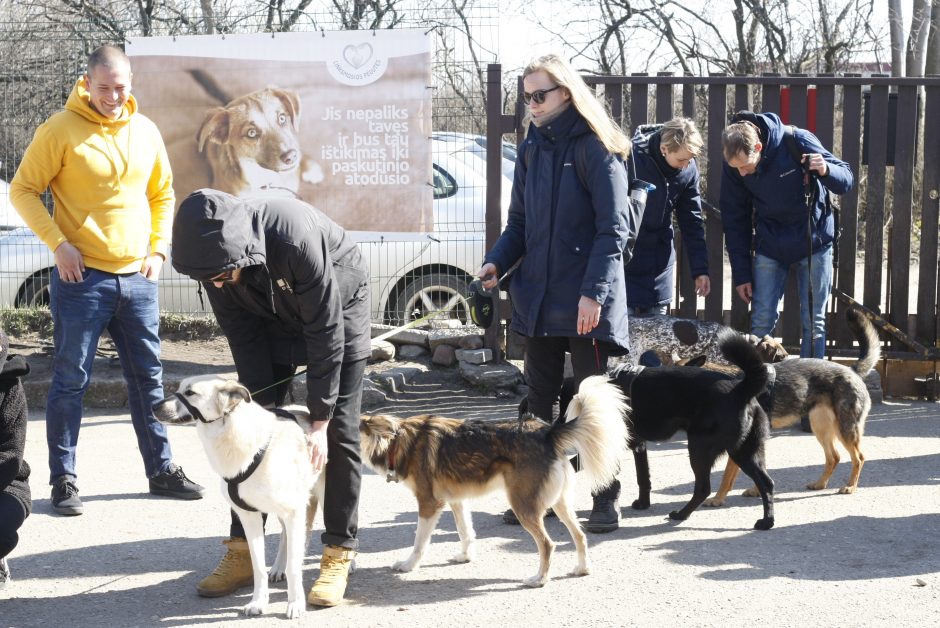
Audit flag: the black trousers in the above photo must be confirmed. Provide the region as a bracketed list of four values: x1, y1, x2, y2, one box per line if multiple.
[0, 493, 27, 559]
[230, 357, 366, 551]
[523, 335, 612, 424]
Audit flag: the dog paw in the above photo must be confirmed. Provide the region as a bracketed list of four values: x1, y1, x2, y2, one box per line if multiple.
[754, 517, 775, 531]
[702, 497, 725, 507]
[631, 498, 650, 510]
[668, 510, 689, 521]
[449, 551, 473, 563]
[392, 558, 418, 572]
[806, 481, 827, 491]
[522, 574, 548, 588]
[570, 561, 591, 577]
[285, 600, 305, 619]
[742, 487, 761, 497]
[242, 602, 266, 616]
[268, 569, 286, 583]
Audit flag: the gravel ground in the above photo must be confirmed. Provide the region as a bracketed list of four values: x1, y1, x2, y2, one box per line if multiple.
[1, 373, 938, 627]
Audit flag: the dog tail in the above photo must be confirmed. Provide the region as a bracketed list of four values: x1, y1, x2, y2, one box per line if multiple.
[719, 329, 769, 401]
[552, 376, 629, 493]
[846, 307, 880, 377]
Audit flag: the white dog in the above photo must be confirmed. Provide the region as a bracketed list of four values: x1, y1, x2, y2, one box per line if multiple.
[154, 375, 323, 620]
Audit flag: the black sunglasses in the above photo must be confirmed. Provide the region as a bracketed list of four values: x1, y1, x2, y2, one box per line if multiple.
[523, 86, 561, 105]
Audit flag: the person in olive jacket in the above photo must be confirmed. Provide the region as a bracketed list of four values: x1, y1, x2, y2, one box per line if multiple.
[171, 189, 371, 607]
[0, 328, 31, 589]
[626, 117, 710, 314]
[478, 54, 642, 534]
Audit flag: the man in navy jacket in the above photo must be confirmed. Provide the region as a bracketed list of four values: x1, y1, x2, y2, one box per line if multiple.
[720, 111, 853, 360]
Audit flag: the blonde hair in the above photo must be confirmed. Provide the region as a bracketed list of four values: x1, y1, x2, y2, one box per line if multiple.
[661, 117, 704, 157]
[722, 121, 762, 161]
[523, 54, 630, 159]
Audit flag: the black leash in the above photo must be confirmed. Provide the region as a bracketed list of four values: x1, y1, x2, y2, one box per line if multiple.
[803, 160, 818, 359]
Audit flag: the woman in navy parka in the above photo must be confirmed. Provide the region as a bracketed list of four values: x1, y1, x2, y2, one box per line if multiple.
[478, 54, 642, 533]
[626, 118, 710, 314]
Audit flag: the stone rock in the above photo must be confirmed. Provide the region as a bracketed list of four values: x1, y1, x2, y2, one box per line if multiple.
[398, 344, 427, 359]
[428, 326, 486, 350]
[455, 348, 492, 365]
[370, 323, 430, 348]
[370, 340, 396, 363]
[458, 360, 524, 390]
[457, 335, 484, 350]
[369, 362, 430, 394]
[360, 379, 388, 409]
[432, 344, 457, 366]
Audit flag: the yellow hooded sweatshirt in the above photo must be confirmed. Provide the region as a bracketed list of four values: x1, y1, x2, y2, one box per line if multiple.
[10, 77, 174, 274]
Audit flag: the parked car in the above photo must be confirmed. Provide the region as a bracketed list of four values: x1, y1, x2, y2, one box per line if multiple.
[0, 178, 28, 230]
[0, 135, 514, 326]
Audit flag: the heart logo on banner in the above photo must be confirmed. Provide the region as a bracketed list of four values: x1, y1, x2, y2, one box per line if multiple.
[343, 43, 373, 69]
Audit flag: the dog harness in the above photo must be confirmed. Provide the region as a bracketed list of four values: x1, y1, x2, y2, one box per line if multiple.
[224, 408, 299, 512]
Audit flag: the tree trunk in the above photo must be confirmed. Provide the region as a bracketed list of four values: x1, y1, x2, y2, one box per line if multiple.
[889, 0, 906, 76]
[926, 0, 940, 75]
[906, 0, 932, 76]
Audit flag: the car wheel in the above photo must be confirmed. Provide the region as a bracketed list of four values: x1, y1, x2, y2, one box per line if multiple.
[17, 270, 52, 308]
[386, 272, 470, 327]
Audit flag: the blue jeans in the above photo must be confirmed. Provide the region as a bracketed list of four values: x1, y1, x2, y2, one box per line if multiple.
[47, 268, 172, 482]
[751, 247, 833, 358]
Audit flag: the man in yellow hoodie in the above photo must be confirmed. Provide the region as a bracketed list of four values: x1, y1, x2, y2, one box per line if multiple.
[10, 45, 204, 516]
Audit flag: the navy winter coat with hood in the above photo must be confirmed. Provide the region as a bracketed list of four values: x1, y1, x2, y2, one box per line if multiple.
[626, 125, 708, 309]
[171, 190, 371, 420]
[720, 111, 854, 287]
[483, 105, 640, 351]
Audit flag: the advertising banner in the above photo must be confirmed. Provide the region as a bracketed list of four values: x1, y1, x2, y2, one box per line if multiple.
[127, 30, 433, 236]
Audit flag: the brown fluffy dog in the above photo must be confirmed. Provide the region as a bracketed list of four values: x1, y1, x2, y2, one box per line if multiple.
[359, 376, 628, 588]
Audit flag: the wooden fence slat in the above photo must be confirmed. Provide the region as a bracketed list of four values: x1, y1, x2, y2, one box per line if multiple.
[836, 77, 863, 346]
[888, 85, 918, 338]
[631, 74, 649, 131]
[864, 82, 890, 312]
[677, 81, 698, 318]
[706, 77, 727, 324]
[656, 72, 674, 123]
[816, 76, 836, 148]
[917, 84, 940, 344]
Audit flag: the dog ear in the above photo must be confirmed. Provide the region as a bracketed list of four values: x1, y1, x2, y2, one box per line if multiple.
[270, 88, 301, 131]
[197, 107, 231, 152]
[217, 380, 251, 415]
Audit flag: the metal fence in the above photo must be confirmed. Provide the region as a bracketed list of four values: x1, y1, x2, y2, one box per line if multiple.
[0, 6, 499, 325]
[486, 66, 940, 360]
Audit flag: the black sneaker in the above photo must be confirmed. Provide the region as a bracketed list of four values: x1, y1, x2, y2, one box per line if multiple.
[502, 508, 557, 525]
[585, 480, 621, 533]
[149, 464, 205, 500]
[0, 557, 9, 589]
[51, 475, 84, 516]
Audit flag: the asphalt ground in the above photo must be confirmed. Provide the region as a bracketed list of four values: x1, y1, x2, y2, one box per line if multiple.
[1, 381, 938, 627]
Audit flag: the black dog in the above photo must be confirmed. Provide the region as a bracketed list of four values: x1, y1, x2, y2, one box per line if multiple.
[521, 335, 775, 530]
[614, 330, 774, 530]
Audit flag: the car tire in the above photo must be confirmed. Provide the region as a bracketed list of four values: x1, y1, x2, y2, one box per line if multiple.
[386, 272, 470, 327]
[17, 270, 52, 308]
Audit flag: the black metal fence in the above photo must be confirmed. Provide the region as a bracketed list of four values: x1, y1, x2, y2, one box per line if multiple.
[486, 65, 940, 360]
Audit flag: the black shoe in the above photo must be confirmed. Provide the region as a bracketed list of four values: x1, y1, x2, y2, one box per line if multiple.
[0, 557, 9, 589]
[51, 475, 84, 516]
[800, 415, 813, 433]
[585, 480, 621, 533]
[502, 507, 557, 525]
[149, 464, 205, 500]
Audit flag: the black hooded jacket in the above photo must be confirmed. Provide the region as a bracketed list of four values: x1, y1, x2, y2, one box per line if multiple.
[172, 190, 371, 419]
[1, 329, 31, 516]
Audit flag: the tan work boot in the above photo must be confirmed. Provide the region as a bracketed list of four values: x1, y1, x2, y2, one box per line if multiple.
[307, 545, 356, 607]
[196, 537, 254, 598]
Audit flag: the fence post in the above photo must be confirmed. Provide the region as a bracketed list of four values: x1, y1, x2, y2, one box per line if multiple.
[485, 63, 516, 361]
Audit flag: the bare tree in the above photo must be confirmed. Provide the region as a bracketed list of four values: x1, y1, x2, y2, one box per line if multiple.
[888, 0, 906, 75]
[926, 0, 940, 75]
[906, 0, 932, 76]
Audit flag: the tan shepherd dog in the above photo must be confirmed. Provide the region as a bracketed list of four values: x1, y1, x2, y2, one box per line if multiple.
[359, 376, 628, 588]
